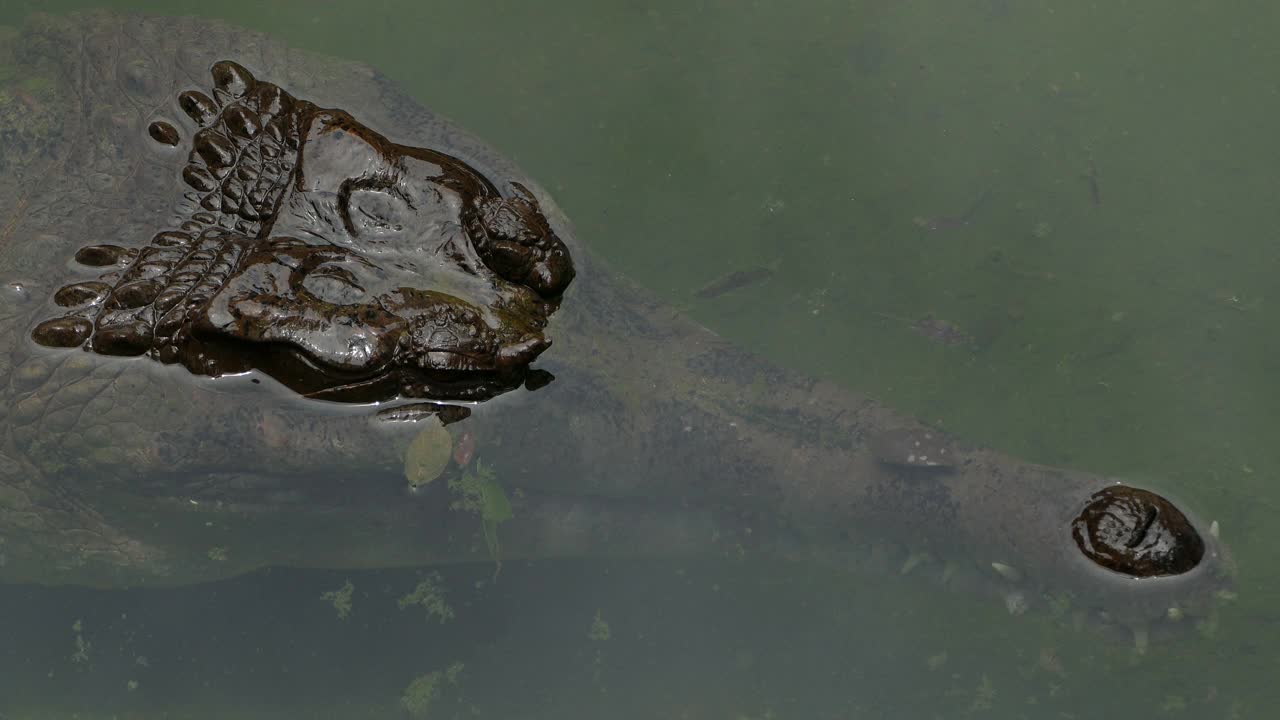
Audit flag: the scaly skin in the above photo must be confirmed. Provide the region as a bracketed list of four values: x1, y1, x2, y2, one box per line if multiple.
[0, 12, 1233, 646]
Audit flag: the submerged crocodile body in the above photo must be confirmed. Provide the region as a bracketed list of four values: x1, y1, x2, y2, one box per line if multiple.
[0, 12, 1232, 647]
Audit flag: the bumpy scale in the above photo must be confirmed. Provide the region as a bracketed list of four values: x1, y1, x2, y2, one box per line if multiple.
[31, 60, 575, 404]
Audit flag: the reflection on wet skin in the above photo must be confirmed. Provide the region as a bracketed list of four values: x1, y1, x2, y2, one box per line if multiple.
[32, 60, 575, 404]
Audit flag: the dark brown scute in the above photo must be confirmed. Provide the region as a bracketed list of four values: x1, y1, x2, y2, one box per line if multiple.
[147, 120, 180, 146]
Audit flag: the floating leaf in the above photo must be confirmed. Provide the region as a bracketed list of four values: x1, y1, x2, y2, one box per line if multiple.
[403, 423, 452, 490]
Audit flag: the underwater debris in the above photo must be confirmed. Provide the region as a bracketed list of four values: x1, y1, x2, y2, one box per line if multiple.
[877, 312, 975, 346]
[913, 189, 990, 232]
[1037, 647, 1067, 678]
[453, 429, 476, 468]
[968, 673, 996, 712]
[693, 262, 779, 299]
[872, 427, 958, 469]
[1085, 159, 1102, 206]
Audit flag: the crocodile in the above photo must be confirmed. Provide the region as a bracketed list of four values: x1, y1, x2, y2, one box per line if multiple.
[0, 11, 1233, 649]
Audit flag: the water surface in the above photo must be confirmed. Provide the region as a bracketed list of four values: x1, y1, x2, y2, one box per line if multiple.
[0, 0, 1275, 717]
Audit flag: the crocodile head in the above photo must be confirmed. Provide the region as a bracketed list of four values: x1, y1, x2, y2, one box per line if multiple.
[0, 14, 595, 586]
[29, 60, 574, 403]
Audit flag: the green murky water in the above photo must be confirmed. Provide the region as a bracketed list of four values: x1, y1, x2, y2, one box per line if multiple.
[0, 0, 1276, 717]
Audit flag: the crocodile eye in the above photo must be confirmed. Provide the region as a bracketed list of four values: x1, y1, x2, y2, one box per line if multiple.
[1071, 485, 1205, 577]
[345, 187, 410, 234]
[301, 264, 365, 304]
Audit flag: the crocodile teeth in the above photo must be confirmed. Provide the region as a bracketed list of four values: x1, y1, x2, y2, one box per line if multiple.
[940, 561, 957, 585]
[1166, 606, 1184, 621]
[900, 552, 929, 576]
[1209, 520, 1220, 539]
[990, 562, 1022, 583]
[1196, 611, 1220, 639]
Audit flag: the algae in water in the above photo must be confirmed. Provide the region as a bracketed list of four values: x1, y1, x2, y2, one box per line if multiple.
[588, 610, 612, 642]
[398, 572, 455, 624]
[321, 579, 355, 620]
[400, 661, 465, 718]
[69, 619, 90, 664]
[448, 460, 512, 570]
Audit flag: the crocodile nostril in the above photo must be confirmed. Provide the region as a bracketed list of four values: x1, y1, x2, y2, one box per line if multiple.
[1125, 505, 1159, 549]
[1071, 485, 1205, 577]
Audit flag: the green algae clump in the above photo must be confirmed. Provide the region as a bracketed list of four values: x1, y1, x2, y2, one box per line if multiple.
[400, 662, 465, 718]
[448, 460, 513, 569]
[70, 619, 90, 664]
[588, 610, 611, 642]
[321, 579, 354, 620]
[397, 572, 454, 624]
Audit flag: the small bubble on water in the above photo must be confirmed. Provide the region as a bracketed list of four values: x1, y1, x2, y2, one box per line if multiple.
[3, 280, 34, 303]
